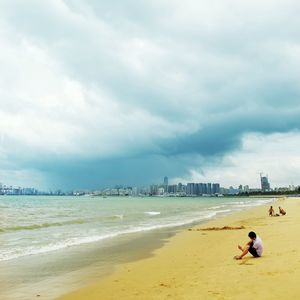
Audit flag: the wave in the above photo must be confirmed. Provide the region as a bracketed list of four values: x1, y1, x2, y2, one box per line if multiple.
[0, 210, 223, 262]
[0, 219, 87, 233]
[231, 199, 273, 209]
[0, 213, 129, 233]
[208, 205, 227, 210]
[105, 214, 124, 220]
[144, 211, 161, 216]
[0, 199, 273, 261]
[214, 209, 231, 214]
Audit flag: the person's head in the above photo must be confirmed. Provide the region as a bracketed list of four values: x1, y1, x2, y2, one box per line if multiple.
[270, 206, 273, 208]
[248, 231, 256, 240]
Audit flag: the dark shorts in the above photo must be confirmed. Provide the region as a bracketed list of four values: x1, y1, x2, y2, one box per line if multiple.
[248, 242, 260, 257]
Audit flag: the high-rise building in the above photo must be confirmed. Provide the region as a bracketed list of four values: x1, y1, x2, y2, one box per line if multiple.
[202, 183, 208, 194]
[177, 182, 183, 192]
[260, 174, 270, 191]
[194, 183, 200, 195]
[163, 176, 168, 185]
[168, 185, 177, 194]
[212, 183, 220, 194]
[187, 183, 195, 195]
[199, 183, 206, 194]
[163, 176, 168, 193]
[207, 183, 212, 194]
[150, 185, 159, 195]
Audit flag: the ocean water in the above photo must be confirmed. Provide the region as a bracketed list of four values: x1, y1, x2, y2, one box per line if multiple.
[0, 195, 274, 299]
[0, 195, 273, 262]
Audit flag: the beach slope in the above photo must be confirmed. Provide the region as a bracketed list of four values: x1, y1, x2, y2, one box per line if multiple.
[58, 197, 300, 300]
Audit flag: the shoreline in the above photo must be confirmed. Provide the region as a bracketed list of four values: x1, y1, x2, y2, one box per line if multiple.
[1, 196, 274, 300]
[1, 225, 182, 300]
[57, 196, 300, 300]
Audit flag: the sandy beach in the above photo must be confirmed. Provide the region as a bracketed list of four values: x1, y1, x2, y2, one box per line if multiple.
[58, 197, 300, 300]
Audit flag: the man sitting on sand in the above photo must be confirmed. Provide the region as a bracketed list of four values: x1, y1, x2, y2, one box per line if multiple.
[269, 206, 274, 216]
[279, 206, 286, 216]
[234, 231, 263, 260]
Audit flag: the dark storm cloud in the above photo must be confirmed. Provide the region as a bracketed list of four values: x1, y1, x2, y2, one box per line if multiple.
[1, 0, 300, 188]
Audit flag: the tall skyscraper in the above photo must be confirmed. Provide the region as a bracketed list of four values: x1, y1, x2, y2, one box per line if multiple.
[177, 182, 183, 193]
[212, 183, 220, 194]
[163, 176, 168, 186]
[187, 183, 195, 195]
[163, 176, 168, 194]
[260, 174, 270, 191]
[207, 183, 212, 194]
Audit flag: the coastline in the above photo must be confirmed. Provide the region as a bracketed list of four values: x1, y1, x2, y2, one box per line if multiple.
[57, 196, 300, 300]
[2, 196, 274, 300]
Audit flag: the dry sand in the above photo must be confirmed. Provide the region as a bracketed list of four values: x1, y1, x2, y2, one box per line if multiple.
[58, 197, 300, 300]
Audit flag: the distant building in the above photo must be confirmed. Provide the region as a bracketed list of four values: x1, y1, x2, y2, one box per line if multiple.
[158, 187, 165, 195]
[207, 183, 212, 194]
[150, 185, 159, 195]
[228, 186, 239, 195]
[199, 183, 206, 194]
[168, 185, 177, 194]
[177, 182, 183, 193]
[163, 176, 168, 186]
[212, 183, 220, 194]
[260, 174, 270, 191]
[243, 185, 249, 192]
[238, 185, 243, 193]
[163, 176, 168, 193]
[186, 183, 195, 195]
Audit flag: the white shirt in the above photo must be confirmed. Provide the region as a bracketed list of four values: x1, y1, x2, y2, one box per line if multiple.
[253, 236, 263, 256]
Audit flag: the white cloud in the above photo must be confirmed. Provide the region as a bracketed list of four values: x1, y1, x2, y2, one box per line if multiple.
[179, 132, 300, 188]
[1, 1, 300, 188]
[0, 23, 197, 161]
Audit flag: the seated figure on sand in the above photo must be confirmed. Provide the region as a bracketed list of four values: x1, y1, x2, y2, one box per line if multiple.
[269, 206, 274, 216]
[279, 206, 286, 216]
[234, 231, 263, 260]
[269, 206, 280, 217]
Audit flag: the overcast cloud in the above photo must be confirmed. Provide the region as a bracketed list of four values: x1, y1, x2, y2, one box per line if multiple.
[0, 0, 300, 190]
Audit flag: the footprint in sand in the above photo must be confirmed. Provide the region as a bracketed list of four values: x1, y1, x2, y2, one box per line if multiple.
[160, 283, 171, 288]
[208, 290, 221, 295]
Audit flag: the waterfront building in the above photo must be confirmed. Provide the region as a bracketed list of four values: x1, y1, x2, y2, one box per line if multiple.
[177, 183, 183, 193]
[207, 183, 212, 195]
[260, 174, 270, 191]
[150, 185, 159, 195]
[168, 185, 177, 194]
[202, 183, 208, 194]
[163, 176, 168, 193]
[243, 185, 249, 192]
[186, 183, 195, 195]
[158, 187, 165, 195]
[212, 183, 220, 194]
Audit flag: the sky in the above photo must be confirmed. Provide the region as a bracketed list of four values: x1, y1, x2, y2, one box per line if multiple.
[1, 0, 300, 190]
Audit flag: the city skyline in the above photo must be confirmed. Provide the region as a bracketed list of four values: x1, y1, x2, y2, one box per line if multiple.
[1, 2, 300, 190]
[1, 174, 299, 196]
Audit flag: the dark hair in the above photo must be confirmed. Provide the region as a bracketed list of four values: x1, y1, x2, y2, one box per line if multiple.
[248, 231, 256, 239]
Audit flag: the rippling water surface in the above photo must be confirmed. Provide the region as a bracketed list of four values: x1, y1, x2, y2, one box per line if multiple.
[0, 195, 273, 262]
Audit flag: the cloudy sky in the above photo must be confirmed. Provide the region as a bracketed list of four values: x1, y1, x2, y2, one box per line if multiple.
[1, 0, 300, 190]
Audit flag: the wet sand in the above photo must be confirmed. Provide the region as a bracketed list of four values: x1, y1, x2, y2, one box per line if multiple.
[1, 227, 180, 300]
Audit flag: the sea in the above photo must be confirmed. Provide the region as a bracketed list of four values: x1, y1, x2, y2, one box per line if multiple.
[0, 195, 274, 299]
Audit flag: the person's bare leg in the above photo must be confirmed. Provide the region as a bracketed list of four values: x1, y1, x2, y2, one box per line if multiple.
[234, 245, 250, 259]
[238, 242, 250, 252]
